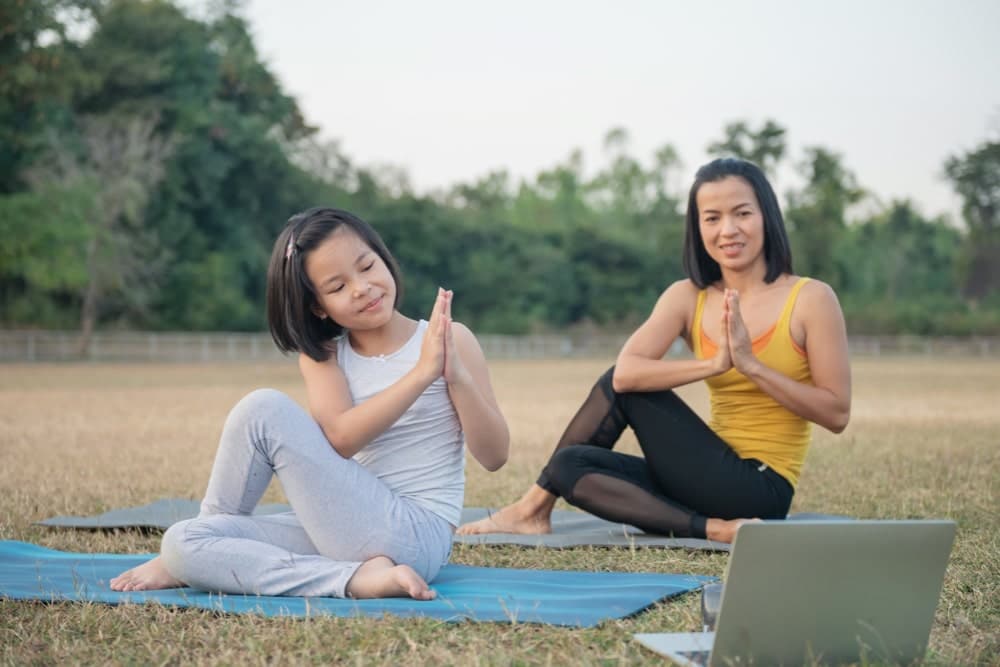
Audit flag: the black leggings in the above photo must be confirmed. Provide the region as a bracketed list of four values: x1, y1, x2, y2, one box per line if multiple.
[536, 367, 793, 539]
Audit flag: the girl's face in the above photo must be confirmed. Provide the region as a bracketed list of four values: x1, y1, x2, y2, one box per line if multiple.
[304, 227, 396, 331]
[696, 176, 766, 276]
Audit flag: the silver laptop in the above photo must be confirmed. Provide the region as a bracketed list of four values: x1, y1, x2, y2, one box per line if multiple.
[635, 520, 955, 666]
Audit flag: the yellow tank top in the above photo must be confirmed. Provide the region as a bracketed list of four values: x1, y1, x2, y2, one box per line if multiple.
[691, 277, 813, 488]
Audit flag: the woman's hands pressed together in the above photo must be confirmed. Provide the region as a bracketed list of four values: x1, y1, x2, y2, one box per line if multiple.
[711, 288, 761, 377]
[723, 289, 762, 376]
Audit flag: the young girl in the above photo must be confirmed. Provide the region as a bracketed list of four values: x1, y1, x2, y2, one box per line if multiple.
[111, 207, 509, 599]
[459, 158, 851, 544]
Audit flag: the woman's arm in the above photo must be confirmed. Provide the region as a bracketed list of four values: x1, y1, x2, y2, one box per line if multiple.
[726, 282, 852, 433]
[613, 280, 732, 393]
[442, 293, 509, 471]
[299, 293, 448, 459]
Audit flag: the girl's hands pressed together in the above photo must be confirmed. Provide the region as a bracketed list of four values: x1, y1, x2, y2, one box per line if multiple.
[417, 288, 448, 382]
[442, 290, 472, 386]
[725, 289, 761, 375]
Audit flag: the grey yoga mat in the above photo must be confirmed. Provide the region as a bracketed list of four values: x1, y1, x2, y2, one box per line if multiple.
[36, 499, 847, 552]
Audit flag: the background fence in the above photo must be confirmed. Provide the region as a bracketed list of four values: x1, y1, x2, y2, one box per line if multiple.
[2, 330, 999, 363]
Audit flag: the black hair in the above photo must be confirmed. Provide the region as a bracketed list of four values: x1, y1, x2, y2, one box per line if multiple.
[266, 207, 403, 362]
[681, 158, 793, 288]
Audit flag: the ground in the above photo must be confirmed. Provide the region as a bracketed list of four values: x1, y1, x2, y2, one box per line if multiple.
[0, 358, 997, 665]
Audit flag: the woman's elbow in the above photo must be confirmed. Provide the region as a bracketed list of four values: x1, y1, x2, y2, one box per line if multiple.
[826, 407, 851, 434]
[611, 365, 634, 393]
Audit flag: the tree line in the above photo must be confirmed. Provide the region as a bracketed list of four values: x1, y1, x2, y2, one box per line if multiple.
[2, 0, 998, 353]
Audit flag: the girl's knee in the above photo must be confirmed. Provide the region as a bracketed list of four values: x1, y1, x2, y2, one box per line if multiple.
[226, 388, 299, 428]
[236, 388, 295, 415]
[160, 516, 222, 581]
[160, 519, 196, 580]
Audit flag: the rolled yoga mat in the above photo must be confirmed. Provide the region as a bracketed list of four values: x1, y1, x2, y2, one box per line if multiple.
[0, 541, 712, 627]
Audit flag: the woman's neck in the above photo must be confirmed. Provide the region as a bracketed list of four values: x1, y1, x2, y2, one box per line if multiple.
[348, 311, 417, 357]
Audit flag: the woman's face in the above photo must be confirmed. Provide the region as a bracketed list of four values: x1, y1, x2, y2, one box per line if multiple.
[696, 176, 766, 276]
[304, 227, 396, 331]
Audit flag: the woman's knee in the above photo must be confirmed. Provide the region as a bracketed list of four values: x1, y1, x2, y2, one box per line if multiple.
[597, 366, 616, 398]
[547, 446, 596, 498]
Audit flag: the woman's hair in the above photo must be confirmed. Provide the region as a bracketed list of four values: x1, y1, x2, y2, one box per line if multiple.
[266, 207, 403, 362]
[681, 158, 793, 288]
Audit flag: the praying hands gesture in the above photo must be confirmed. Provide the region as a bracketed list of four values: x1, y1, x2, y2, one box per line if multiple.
[712, 289, 762, 377]
[418, 287, 471, 386]
[418, 286, 508, 470]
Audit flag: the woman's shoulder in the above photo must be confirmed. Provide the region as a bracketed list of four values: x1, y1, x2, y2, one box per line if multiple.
[791, 276, 843, 318]
[661, 278, 702, 301]
[795, 276, 838, 300]
[650, 280, 703, 330]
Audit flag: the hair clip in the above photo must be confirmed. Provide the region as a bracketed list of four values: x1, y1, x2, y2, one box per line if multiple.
[285, 235, 295, 260]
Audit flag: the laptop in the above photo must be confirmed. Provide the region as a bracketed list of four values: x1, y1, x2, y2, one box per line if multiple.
[635, 520, 955, 666]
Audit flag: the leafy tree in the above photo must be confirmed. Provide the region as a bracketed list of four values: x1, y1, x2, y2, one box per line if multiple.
[838, 200, 960, 302]
[0, 183, 92, 326]
[706, 119, 787, 174]
[944, 138, 1000, 299]
[0, 0, 97, 192]
[70, 0, 320, 331]
[26, 112, 174, 354]
[785, 147, 863, 288]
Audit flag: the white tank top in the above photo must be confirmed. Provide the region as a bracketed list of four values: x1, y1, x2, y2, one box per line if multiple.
[336, 320, 465, 526]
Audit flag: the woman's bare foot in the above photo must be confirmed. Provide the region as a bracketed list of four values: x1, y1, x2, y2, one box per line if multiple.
[345, 556, 435, 600]
[457, 485, 557, 535]
[109, 555, 184, 592]
[705, 517, 762, 544]
[457, 502, 552, 535]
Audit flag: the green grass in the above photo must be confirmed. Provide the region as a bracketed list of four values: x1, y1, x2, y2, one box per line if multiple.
[1, 358, 997, 665]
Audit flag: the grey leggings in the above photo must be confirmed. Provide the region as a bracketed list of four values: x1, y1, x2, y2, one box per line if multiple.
[160, 389, 454, 598]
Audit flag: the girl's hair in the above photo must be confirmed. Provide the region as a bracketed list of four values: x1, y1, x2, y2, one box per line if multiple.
[681, 158, 793, 288]
[266, 207, 403, 362]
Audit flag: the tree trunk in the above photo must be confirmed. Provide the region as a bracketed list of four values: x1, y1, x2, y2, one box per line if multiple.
[77, 235, 100, 359]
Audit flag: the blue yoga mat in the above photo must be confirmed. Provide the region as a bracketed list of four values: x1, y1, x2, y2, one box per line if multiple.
[0, 541, 711, 627]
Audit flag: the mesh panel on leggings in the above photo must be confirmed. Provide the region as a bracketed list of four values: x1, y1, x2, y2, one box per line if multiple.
[554, 370, 627, 452]
[568, 472, 699, 538]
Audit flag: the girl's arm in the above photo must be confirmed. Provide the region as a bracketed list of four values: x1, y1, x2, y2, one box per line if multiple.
[299, 293, 448, 459]
[613, 280, 732, 393]
[727, 281, 852, 433]
[442, 294, 509, 471]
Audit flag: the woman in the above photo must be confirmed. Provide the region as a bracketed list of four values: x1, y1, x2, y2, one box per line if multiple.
[458, 158, 850, 544]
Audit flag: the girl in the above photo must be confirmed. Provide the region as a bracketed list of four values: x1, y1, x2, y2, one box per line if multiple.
[459, 158, 851, 544]
[111, 207, 509, 599]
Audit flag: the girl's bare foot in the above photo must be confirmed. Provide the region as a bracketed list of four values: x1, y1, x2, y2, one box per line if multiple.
[346, 556, 435, 600]
[705, 517, 762, 544]
[109, 555, 184, 592]
[457, 484, 556, 535]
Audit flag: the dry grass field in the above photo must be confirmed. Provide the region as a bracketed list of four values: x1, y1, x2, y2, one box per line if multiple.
[1, 357, 997, 665]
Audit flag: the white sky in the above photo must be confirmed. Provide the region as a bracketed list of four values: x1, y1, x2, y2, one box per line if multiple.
[243, 0, 1000, 222]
